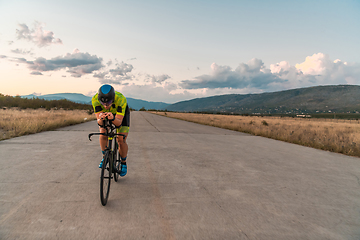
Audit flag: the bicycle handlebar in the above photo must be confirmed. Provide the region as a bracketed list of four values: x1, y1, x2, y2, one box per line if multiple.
[88, 132, 126, 141]
[88, 118, 126, 141]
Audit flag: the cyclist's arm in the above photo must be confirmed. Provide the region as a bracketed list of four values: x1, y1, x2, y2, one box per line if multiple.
[93, 96, 107, 126]
[113, 114, 123, 127]
[96, 112, 123, 127]
[95, 112, 106, 126]
[111, 95, 126, 128]
[107, 113, 123, 127]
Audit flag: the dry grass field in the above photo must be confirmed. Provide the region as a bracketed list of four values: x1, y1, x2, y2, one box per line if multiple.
[0, 108, 96, 140]
[153, 112, 360, 158]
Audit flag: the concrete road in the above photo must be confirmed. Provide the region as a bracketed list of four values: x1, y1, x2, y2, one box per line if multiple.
[1, 111, 360, 240]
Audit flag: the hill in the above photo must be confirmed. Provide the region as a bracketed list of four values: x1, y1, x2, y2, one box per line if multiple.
[125, 98, 169, 110]
[22, 93, 91, 104]
[1, 94, 92, 110]
[167, 85, 360, 114]
[21, 93, 170, 110]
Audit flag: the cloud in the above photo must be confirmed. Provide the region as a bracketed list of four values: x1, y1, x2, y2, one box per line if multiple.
[295, 53, 332, 75]
[0, 55, 7, 58]
[121, 83, 198, 103]
[86, 90, 97, 97]
[271, 53, 360, 87]
[16, 57, 27, 62]
[67, 62, 104, 78]
[93, 71, 108, 79]
[98, 78, 130, 85]
[19, 50, 103, 77]
[146, 74, 171, 84]
[180, 53, 360, 92]
[94, 61, 135, 84]
[30, 71, 43, 75]
[180, 59, 284, 90]
[16, 22, 63, 47]
[11, 48, 33, 55]
[109, 62, 133, 77]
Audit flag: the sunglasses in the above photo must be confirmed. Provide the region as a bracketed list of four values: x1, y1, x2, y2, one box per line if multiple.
[100, 100, 113, 106]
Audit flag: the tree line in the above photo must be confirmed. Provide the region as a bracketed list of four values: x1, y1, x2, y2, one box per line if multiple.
[0, 94, 93, 111]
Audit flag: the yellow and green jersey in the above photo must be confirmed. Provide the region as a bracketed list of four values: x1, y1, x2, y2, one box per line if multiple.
[92, 91, 127, 116]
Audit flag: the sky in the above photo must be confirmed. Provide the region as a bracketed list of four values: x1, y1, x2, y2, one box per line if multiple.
[0, 0, 359, 103]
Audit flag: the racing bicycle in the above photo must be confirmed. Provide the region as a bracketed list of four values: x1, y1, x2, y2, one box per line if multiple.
[88, 118, 126, 206]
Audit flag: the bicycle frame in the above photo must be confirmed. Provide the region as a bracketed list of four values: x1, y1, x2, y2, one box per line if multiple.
[89, 118, 126, 206]
[88, 118, 126, 205]
[88, 118, 126, 173]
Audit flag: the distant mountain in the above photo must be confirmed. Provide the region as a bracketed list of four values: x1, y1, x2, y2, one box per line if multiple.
[166, 85, 360, 114]
[22, 93, 91, 104]
[21, 93, 170, 110]
[21, 85, 360, 114]
[125, 98, 170, 110]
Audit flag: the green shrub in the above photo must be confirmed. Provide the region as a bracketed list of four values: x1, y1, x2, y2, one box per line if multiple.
[0, 94, 92, 111]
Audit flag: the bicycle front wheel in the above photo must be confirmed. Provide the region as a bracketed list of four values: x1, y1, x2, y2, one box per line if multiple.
[100, 151, 111, 206]
[114, 141, 120, 182]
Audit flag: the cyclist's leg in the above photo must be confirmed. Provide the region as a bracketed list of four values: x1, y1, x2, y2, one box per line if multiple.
[117, 105, 130, 161]
[117, 107, 130, 176]
[99, 126, 107, 168]
[99, 126, 107, 151]
[117, 128, 129, 161]
[117, 129, 128, 176]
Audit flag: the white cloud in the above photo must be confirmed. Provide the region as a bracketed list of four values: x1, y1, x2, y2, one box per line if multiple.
[271, 53, 360, 88]
[180, 53, 360, 92]
[88, 53, 360, 103]
[86, 90, 97, 97]
[120, 83, 199, 103]
[17, 50, 104, 77]
[93, 71, 108, 79]
[109, 62, 133, 77]
[93, 61, 135, 84]
[146, 74, 171, 84]
[180, 59, 284, 90]
[295, 53, 332, 75]
[11, 48, 33, 55]
[111, 53, 360, 103]
[16, 22, 63, 47]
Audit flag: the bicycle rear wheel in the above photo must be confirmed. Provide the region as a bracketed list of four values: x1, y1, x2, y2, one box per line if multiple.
[100, 151, 112, 206]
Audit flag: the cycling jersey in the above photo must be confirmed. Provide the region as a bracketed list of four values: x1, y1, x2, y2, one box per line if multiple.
[92, 91, 130, 133]
[92, 91, 127, 116]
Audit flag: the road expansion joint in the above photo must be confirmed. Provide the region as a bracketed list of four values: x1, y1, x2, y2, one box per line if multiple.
[140, 112, 160, 132]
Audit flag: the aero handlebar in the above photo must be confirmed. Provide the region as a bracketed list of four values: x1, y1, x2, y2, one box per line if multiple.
[88, 117, 126, 141]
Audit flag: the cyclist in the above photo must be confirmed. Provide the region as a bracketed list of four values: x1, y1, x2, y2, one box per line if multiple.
[92, 84, 130, 177]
